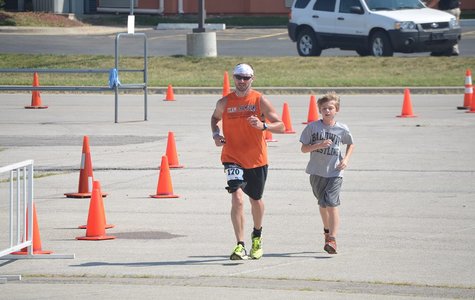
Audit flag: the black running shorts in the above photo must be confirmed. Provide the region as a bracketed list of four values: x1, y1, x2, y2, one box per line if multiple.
[224, 163, 268, 200]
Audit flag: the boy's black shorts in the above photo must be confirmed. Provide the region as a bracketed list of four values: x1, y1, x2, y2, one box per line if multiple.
[223, 163, 268, 200]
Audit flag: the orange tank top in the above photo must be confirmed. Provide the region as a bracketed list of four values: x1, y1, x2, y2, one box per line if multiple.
[221, 90, 267, 169]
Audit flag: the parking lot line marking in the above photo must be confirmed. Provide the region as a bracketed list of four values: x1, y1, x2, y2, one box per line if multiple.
[243, 31, 288, 41]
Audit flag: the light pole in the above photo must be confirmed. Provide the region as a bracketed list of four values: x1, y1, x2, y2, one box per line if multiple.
[186, 0, 216, 57]
[128, 0, 135, 34]
[193, 0, 206, 33]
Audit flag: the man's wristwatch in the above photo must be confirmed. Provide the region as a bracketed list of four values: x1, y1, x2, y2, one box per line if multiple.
[262, 122, 268, 131]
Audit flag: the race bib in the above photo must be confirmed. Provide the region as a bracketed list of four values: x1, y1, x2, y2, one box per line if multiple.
[225, 164, 244, 181]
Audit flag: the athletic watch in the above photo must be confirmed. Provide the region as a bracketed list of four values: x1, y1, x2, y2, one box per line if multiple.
[262, 122, 268, 131]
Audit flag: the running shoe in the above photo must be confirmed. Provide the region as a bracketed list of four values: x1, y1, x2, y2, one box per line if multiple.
[324, 237, 337, 254]
[230, 244, 248, 260]
[250, 235, 263, 259]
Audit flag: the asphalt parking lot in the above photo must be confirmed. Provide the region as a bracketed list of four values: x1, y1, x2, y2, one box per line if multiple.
[1, 24, 475, 56]
[0, 92, 474, 299]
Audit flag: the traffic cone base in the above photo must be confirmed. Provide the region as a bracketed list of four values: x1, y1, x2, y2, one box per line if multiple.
[25, 105, 48, 109]
[78, 224, 115, 229]
[164, 84, 175, 101]
[76, 232, 115, 240]
[396, 115, 417, 118]
[64, 191, 108, 198]
[397, 89, 417, 118]
[151, 194, 180, 199]
[11, 249, 53, 255]
[466, 103, 475, 113]
[76, 235, 116, 241]
[169, 164, 184, 169]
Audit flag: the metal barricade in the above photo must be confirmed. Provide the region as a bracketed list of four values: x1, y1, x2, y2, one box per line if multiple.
[0, 160, 34, 257]
[115, 32, 148, 123]
[0, 160, 34, 283]
[0, 160, 74, 284]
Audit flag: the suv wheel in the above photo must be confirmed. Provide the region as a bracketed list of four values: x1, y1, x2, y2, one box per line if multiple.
[369, 31, 394, 57]
[297, 28, 322, 57]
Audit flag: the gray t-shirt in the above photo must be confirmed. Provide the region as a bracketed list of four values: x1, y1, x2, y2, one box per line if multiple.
[299, 120, 353, 178]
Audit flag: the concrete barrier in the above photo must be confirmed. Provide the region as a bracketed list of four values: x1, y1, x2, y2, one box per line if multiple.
[186, 31, 217, 57]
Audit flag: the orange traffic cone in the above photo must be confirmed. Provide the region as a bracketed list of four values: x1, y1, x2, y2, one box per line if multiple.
[12, 204, 53, 255]
[164, 84, 175, 101]
[25, 72, 48, 109]
[150, 156, 179, 198]
[222, 71, 231, 96]
[65, 136, 107, 198]
[397, 89, 417, 118]
[303, 95, 318, 124]
[76, 183, 116, 241]
[466, 93, 475, 113]
[78, 181, 114, 229]
[282, 102, 296, 133]
[467, 101, 475, 113]
[166, 131, 184, 168]
[459, 69, 473, 110]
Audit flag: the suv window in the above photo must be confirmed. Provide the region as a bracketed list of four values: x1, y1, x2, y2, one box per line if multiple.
[294, 0, 312, 9]
[313, 0, 336, 12]
[364, 0, 423, 11]
[339, 0, 362, 13]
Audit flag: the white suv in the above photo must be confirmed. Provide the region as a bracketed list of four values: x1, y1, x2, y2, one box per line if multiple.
[287, 0, 461, 56]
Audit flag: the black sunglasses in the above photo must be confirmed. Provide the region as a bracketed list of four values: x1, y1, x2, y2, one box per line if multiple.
[234, 75, 252, 81]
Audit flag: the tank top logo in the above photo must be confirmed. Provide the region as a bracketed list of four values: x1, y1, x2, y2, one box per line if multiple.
[311, 132, 341, 156]
[227, 104, 257, 114]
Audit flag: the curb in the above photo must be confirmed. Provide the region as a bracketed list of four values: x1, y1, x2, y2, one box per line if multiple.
[146, 86, 464, 95]
[156, 23, 226, 30]
[460, 19, 475, 26]
[0, 87, 463, 95]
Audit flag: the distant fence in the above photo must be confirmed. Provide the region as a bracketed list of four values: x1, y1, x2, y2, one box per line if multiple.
[0, 33, 148, 123]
